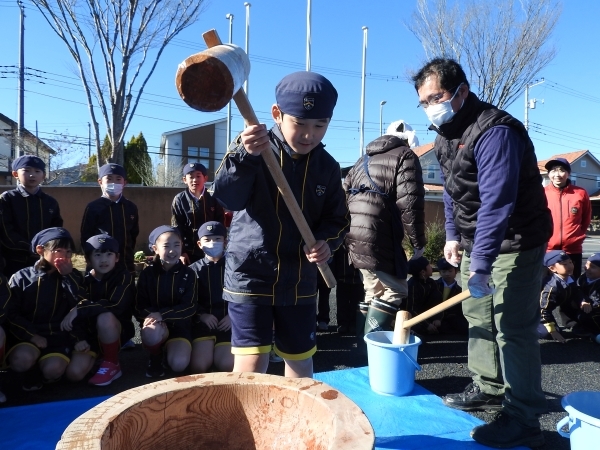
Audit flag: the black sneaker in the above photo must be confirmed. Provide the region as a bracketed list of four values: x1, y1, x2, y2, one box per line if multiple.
[470, 412, 545, 448]
[145, 353, 165, 378]
[22, 368, 44, 391]
[443, 382, 504, 411]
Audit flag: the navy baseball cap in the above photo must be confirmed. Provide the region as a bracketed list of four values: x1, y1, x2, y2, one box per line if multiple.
[183, 163, 207, 176]
[99, 163, 127, 179]
[84, 234, 119, 253]
[31, 227, 72, 252]
[148, 226, 181, 251]
[588, 253, 600, 267]
[408, 256, 430, 276]
[197, 221, 227, 239]
[12, 155, 45, 171]
[544, 158, 571, 172]
[275, 71, 338, 119]
[437, 258, 457, 271]
[544, 250, 570, 267]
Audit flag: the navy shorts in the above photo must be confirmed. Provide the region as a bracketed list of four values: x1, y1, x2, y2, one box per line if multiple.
[192, 317, 232, 346]
[6, 333, 72, 365]
[228, 302, 317, 360]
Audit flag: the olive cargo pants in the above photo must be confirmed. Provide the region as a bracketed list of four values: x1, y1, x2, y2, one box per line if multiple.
[461, 245, 547, 427]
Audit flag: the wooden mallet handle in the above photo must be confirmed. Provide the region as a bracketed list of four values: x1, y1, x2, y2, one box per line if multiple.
[393, 289, 472, 344]
[202, 29, 337, 288]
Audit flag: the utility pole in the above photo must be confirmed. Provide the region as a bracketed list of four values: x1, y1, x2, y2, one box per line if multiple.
[306, 0, 312, 71]
[35, 120, 38, 156]
[88, 122, 91, 158]
[524, 78, 545, 131]
[359, 26, 368, 157]
[244, 3, 251, 97]
[226, 13, 234, 151]
[17, 0, 25, 159]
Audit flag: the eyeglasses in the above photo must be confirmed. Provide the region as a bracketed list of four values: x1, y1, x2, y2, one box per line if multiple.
[417, 85, 460, 109]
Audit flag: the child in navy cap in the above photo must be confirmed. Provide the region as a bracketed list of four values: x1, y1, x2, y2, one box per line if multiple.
[0, 155, 63, 277]
[6, 227, 85, 391]
[188, 221, 233, 373]
[403, 257, 443, 335]
[171, 162, 225, 265]
[80, 163, 139, 272]
[135, 226, 197, 377]
[60, 234, 135, 386]
[576, 253, 600, 342]
[538, 250, 580, 342]
[434, 258, 468, 335]
[212, 71, 348, 378]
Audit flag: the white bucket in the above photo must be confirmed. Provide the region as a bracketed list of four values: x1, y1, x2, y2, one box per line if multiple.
[557, 391, 600, 449]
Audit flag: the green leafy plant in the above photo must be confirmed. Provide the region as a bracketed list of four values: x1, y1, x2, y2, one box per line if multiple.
[403, 219, 446, 267]
[134, 251, 147, 263]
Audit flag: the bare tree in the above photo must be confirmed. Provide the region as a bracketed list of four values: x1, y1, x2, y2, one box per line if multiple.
[406, 0, 561, 109]
[31, 0, 205, 166]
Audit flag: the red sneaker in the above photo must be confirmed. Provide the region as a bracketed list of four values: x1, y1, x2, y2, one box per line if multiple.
[88, 361, 122, 386]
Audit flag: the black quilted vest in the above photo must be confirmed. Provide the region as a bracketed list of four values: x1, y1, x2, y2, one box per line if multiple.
[433, 93, 551, 253]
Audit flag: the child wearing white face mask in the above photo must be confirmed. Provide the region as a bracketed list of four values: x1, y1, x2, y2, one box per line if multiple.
[188, 221, 233, 373]
[80, 164, 139, 272]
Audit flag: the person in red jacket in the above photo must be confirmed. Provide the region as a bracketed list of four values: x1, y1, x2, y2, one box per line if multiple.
[544, 157, 591, 280]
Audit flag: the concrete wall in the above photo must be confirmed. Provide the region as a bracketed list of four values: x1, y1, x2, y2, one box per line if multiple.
[0, 185, 181, 253]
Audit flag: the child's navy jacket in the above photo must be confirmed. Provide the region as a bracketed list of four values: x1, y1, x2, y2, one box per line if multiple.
[540, 274, 581, 332]
[78, 268, 136, 321]
[213, 126, 349, 306]
[189, 256, 227, 320]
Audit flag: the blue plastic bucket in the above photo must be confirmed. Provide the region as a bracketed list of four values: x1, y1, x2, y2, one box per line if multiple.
[557, 391, 600, 449]
[364, 331, 421, 396]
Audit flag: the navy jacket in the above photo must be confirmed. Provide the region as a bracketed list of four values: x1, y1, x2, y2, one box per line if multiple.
[171, 189, 225, 263]
[189, 257, 227, 320]
[0, 274, 11, 326]
[80, 196, 139, 272]
[0, 185, 63, 271]
[540, 274, 580, 332]
[78, 268, 135, 321]
[134, 260, 197, 322]
[435, 278, 463, 317]
[213, 126, 349, 306]
[7, 265, 85, 341]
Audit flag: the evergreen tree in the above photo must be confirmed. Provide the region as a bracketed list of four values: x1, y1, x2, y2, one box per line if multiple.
[124, 133, 153, 185]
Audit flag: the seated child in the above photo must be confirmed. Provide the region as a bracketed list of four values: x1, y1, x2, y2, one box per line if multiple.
[189, 221, 234, 373]
[576, 253, 600, 342]
[0, 256, 11, 403]
[6, 228, 84, 391]
[135, 226, 197, 377]
[61, 234, 136, 386]
[538, 251, 580, 342]
[0, 155, 63, 278]
[435, 258, 468, 335]
[171, 163, 225, 265]
[404, 257, 442, 335]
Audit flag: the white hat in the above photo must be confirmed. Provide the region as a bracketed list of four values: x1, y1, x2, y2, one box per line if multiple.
[386, 120, 419, 148]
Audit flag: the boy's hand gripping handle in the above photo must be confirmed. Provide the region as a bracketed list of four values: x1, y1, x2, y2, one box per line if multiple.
[203, 29, 337, 288]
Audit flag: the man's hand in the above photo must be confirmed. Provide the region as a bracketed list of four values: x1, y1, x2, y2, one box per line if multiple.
[241, 124, 270, 156]
[411, 247, 425, 260]
[550, 330, 566, 343]
[303, 240, 331, 265]
[30, 334, 47, 349]
[60, 308, 78, 331]
[199, 313, 219, 330]
[444, 241, 461, 267]
[217, 315, 231, 332]
[468, 273, 493, 298]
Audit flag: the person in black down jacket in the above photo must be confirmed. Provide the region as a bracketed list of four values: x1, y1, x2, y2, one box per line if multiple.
[344, 120, 426, 339]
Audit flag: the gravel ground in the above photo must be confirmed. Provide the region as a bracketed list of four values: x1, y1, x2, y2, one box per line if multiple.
[2, 291, 599, 450]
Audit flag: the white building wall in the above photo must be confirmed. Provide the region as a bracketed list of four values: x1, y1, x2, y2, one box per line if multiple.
[214, 121, 228, 170]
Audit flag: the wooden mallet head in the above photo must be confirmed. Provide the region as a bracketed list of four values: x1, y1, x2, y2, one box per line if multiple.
[175, 43, 250, 112]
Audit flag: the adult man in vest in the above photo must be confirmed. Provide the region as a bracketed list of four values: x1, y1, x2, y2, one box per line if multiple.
[412, 58, 552, 449]
[544, 157, 591, 280]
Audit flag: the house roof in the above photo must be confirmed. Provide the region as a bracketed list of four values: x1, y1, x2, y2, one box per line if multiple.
[537, 150, 592, 173]
[161, 118, 227, 136]
[412, 142, 434, 158]
[0, 112, 56, 155]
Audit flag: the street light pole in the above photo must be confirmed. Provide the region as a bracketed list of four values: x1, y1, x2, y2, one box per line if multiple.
[226, 13, 234, 150]
[306, 0, 312, 71]
[244, 3, 251, 97]
[524, 78, 544, 131]
[359, 26, 368, 157]
[379, 100, 387, 136]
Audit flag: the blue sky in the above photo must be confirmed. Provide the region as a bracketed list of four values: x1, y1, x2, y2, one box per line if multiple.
[0, 0, 599, 170]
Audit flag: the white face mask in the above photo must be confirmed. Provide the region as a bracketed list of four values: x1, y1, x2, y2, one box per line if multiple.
[103, 183, 123, 197]
[202, 241, 224, 258]
[424, 83, 464, 127]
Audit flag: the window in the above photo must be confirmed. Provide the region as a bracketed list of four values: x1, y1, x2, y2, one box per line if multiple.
[427, 164, 436, 179]
[571, 175, 577, 186]
[596, 176, 600, 189]
[187, 146, 210, 168]
[581, 160, 587, 168]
